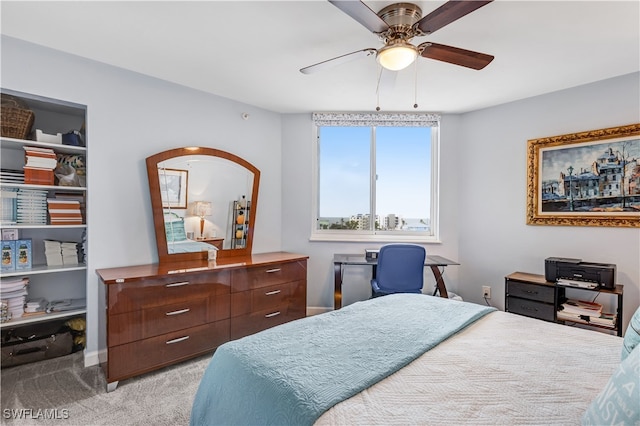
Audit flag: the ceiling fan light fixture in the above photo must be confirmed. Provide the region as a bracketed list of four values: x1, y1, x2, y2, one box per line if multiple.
[377, 41, 418, 71]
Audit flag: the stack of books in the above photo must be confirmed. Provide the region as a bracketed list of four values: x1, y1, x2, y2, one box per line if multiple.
[16, 189, 48, 225]
[52, 192, 86, 222]
[61, 241, 79, 265]
[24, 297, 47, 316]
[557, 299, 616, 327]
[0, 277, 29, 320]
[0, 168, 24, 184]
[43, 239, 80, 266]
[23, 146, 57, 185]
[46, 198, 83, 225]
[45, 298, 86, 314]
[1, 188, 18, 225]
[44, 239, 64, 266]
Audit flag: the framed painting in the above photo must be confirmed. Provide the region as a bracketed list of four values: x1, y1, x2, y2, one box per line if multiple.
[158, 168, 188, 209]
[526, 123, 640, 227]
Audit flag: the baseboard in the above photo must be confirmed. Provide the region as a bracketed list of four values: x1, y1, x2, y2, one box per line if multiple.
[83, 348, 104, 368]
[307, 306, 332, 316]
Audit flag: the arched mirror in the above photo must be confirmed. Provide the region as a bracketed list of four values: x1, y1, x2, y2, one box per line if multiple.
[146, 147, 260, 263]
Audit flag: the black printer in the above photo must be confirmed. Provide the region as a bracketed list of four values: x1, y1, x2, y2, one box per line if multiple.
[544, 257, 616, 289]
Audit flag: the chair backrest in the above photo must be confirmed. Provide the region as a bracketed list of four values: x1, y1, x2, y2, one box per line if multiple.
[375, 244, 426, 294]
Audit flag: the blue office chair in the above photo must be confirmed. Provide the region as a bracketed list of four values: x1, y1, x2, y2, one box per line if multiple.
[370, 244, 426, 298]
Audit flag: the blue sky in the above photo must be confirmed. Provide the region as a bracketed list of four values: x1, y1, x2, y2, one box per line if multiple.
[319, 126, 431, 219]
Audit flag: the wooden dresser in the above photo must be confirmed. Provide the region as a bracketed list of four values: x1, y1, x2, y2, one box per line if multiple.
[96, 252, 307, 391]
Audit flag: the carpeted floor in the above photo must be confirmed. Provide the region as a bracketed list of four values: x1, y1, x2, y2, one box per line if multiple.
[1, 352, 213, 425]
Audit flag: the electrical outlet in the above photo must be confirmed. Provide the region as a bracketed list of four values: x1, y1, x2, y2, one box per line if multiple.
[482, 285, 491, 299]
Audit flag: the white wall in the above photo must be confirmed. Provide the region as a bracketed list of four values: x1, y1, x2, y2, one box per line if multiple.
[1, 36, 285, 365]
[457, 72, 640, 329]
[282, 72, 639, 329]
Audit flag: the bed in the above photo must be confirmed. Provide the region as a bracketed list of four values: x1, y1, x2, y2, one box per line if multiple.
[164, 211, 215, 254]
[190, 293, 639, 426]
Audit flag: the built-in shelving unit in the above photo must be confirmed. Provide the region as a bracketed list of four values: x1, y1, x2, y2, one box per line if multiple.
[0, 88, 88, 330]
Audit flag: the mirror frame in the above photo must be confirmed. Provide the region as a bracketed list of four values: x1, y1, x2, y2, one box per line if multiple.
[146, 146, 260, 263]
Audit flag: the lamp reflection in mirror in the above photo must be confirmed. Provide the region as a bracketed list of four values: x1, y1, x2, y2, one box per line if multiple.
[194, 201, 212, 239]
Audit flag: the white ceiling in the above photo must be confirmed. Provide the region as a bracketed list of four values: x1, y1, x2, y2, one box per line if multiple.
[1, 1, 639, 114]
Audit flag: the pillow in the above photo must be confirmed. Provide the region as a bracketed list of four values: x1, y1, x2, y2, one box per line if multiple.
[165, 217, 187, 242]
[622, 306, 640, 361]
[582, 345, 639, 425]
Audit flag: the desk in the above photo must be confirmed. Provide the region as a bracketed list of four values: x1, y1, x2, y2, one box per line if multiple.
[333, 254, 460, 309]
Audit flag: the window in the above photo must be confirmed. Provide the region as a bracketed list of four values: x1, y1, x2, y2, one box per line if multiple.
[311, 112, 440, 243]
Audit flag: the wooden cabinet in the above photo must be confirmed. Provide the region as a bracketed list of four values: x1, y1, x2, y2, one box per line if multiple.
[505, 271, 623, 336]
[96, 252, 307, 391]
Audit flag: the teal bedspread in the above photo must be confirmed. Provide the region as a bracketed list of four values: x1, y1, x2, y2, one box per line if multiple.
[190, 294, 496, 426]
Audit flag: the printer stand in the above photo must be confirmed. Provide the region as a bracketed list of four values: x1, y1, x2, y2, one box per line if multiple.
[505, 272, 624, 337]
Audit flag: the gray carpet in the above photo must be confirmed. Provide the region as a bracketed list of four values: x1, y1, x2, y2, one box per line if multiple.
[1, 352, 213, 425]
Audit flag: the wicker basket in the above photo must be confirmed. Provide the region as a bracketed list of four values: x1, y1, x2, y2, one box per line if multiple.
[1, 95, 35, 139]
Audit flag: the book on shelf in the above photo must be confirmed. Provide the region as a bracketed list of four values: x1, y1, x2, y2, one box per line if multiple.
[1, 240, 16, 272]
[557, 309, 616, 327]
[14, 238, 32, 270]
[46, 298, 86, 313]
[44, 239, 64, 266]
[47, 198, 83, 225]
[560, 299, 603, 317]
[0, 277, 29, 320]
[23, 147, 57, 185]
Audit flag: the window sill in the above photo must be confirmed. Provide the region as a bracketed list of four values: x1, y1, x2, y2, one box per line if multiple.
[309, 233, 442, 244]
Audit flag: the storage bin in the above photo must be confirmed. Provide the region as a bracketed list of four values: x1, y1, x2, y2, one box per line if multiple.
[1, 95, 34, 139]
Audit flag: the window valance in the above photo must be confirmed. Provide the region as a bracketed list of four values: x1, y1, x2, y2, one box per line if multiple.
[312, 112, 440, 127]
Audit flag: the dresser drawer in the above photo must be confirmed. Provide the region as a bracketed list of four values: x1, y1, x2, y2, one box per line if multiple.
[506, 296, 556, 322]
[506, 280, 555, 303]
[231, 260, 306, 292]
[230, 305, 304, 340]
[108, 270, 231, 314]
[107, 320, 230, 382]
[230, 282, 292, 317]
[230, 280, 306, 339]
[108, 298, 212, 346]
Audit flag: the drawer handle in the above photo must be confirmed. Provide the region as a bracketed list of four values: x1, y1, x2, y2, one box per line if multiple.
[265, 290, 281, 296]
[265, 268, 281, 274]
[521, 306, 538, 312]
[265, 311, 281, 318]
[166, 336, 190, 345]
[165, 281, 190, 288]
[166, 308, 190, 316]
[524, 290, 539, 295]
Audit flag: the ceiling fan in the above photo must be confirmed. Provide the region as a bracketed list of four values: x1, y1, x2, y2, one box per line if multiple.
[300, 0, 495, 75]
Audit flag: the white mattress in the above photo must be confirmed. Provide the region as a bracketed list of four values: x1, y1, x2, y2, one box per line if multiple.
[316, 310, 622, 425]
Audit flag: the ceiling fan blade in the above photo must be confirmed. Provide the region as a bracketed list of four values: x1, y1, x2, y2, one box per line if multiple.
[300, 48, 377, 75]
[415, 0, 493, 35]
[419, 42, 494, 70]
[328, 0, 389, 33]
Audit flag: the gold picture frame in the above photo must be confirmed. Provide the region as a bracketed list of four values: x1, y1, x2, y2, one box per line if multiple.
[526, 123, 640, 227]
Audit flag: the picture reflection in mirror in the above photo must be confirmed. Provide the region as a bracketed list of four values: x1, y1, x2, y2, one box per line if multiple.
[158, 155, 254, 253]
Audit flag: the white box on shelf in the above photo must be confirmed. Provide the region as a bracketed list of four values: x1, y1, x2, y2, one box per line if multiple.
[35, 129, 62, 144]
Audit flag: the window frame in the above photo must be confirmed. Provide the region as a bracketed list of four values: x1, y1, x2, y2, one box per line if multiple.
[310, 112, 441, 243]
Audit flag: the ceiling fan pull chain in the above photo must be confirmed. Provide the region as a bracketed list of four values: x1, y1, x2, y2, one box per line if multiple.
[413, 59, 419, 109]
[376, 66, 382, 111]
